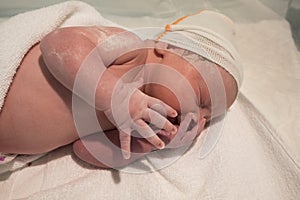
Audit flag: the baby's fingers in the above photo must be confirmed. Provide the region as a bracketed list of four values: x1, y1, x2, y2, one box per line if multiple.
[181, 117, 206, 143]
[143, 108, 177, 134]
[177, 113, 193, 137]
[181, 127, 198, 145]
[119, 130, 131, 159]
[134, 119, 165, 149]
[166, 113, 194, 148]
[147, 97, 177, 118]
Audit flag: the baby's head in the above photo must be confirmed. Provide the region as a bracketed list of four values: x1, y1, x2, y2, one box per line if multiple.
[143, 10, 243, 127]
[144, 42, 237, 126]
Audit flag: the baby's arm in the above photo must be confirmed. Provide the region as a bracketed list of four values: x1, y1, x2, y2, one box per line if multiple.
[40, 26, 126, 110]
[40, 27, 177, 158]
[73, 113, 200, 168]
[73, 129, 173, 168]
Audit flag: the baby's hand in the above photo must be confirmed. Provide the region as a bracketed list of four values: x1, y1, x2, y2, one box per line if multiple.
[104, 78, 178, 159]
[165, 113, 206, 148]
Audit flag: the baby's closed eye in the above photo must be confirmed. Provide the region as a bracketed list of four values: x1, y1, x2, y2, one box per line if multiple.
[112, 49, 147, 66]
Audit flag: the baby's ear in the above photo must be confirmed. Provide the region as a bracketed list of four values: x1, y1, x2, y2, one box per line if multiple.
[154, 41, 168, 56]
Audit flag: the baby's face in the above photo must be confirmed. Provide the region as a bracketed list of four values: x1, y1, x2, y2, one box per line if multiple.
[144, 43, 238, 130]
[111, 40, 238, 131]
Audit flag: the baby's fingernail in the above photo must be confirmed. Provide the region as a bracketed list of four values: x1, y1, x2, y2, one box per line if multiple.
[123, 151, 131, 159]
[172, 126, 177, 134]
[158, 142, 165, 149]
[172, 111, 178, 117]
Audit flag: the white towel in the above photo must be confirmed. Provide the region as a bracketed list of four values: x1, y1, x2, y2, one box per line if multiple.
[0, 0, 120, 112]
[0, 94, 299, 200]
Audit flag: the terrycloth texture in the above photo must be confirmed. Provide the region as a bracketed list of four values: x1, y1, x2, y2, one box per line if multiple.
[0, 0, 120, 112]
[158, 10, 243, 88]
[0, 153, 45, 174]
[0, 153, 17, 165]
[0, 94, 299, 200]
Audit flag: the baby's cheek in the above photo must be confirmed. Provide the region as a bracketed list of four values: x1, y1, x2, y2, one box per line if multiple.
[159, 89, 181, 114]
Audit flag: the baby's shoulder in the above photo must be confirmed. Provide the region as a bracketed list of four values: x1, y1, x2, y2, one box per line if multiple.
[52, 26, 141, 47]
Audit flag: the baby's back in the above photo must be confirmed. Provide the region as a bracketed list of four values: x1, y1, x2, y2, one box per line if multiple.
[0, 42, 113, 154]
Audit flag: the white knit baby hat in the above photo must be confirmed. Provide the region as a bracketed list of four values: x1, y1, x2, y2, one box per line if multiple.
[157, 10, 243, 88]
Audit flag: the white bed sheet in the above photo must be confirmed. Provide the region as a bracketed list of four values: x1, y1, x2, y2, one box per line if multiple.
[0, 0, 300, 199]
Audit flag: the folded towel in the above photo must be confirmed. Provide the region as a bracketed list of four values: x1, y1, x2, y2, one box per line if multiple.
[0, 0, 120, 112]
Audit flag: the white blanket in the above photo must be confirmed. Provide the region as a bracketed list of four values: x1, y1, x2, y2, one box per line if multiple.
[0, 0, 120, 111]
[1, 94, 299, 200]
[0, 1, 299, 200]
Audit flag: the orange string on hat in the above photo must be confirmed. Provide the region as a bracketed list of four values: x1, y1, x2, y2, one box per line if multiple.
[156, 10, 205, 40]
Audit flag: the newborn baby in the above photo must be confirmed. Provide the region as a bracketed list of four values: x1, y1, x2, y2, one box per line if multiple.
[0, 11, 242, 168]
